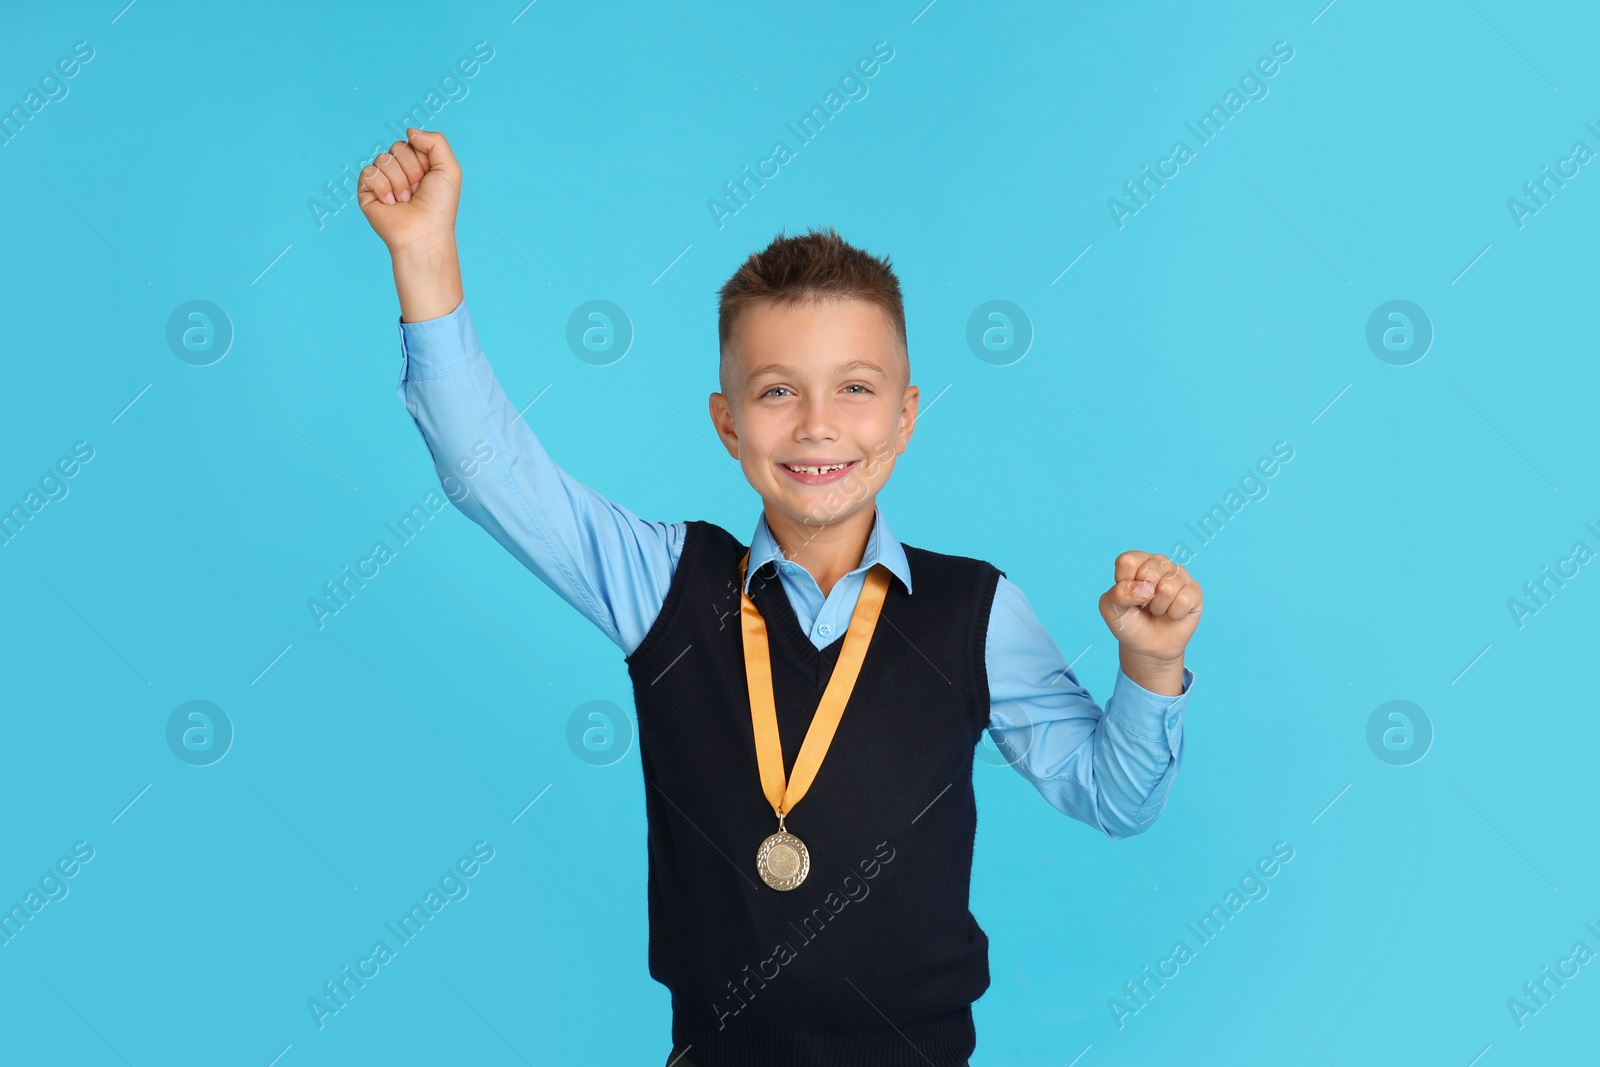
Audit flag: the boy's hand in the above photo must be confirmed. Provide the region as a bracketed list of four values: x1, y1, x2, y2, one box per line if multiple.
[358, 127, 461, 254]
[1099, 551, 1202, 692]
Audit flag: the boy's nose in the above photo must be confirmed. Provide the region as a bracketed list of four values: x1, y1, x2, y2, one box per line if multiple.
[795, 400, 839, 439]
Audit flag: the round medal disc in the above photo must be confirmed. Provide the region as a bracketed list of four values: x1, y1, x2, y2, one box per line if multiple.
[756, 830, 810, 890]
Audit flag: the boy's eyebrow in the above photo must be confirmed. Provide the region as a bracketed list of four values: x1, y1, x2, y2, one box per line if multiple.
[745, 359, 887, 385]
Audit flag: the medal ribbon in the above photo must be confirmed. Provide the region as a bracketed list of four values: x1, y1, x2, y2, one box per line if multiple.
[738, 550, 890, 822]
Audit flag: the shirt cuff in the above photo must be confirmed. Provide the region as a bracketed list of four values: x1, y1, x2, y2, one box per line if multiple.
[397, 296, 481, 381]
[1108, 664, 1193, 746]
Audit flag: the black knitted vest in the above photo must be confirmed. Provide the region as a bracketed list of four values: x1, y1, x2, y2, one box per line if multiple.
[623, 518, 1003, 1067]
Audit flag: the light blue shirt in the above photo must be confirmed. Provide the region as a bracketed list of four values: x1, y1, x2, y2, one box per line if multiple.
[395, 298, 1193, 839]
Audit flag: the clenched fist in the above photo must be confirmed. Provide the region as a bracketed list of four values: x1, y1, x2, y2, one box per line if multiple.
[358, 127, 461, 255]
[1099, 551, 1202, 692]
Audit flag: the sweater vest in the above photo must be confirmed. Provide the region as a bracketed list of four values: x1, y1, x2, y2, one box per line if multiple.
[622, 518, 1004, 1067]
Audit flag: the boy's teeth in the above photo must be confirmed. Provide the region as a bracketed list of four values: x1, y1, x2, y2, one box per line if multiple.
[787, 463, 848, 474]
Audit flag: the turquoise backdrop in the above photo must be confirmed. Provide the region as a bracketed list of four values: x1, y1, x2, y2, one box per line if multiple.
[1, 1, 1595, 1064]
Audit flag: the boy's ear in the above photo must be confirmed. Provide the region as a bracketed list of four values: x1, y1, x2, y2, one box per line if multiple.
[897, 383, 920, 451]
[708, 391, 740, 459]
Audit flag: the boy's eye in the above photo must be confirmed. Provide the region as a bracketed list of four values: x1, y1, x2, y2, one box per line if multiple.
[761, 384, 870, 397]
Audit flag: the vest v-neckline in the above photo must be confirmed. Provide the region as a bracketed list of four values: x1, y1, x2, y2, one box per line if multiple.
[748, 560, 849, 687]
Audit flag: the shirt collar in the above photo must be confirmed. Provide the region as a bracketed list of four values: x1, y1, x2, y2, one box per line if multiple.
[743, 501, 913, 597]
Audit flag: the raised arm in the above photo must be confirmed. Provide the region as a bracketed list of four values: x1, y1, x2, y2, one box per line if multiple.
[360, 128, 682, 654]
[985, 576, 1193, 840]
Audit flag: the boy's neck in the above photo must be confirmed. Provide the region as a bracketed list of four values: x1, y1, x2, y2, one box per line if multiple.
[763, 502, 877, 599]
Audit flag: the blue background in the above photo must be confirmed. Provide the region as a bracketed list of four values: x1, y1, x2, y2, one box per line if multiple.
[2, 1, 1596, 1064]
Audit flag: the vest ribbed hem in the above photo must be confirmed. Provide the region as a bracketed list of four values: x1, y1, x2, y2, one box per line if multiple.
[673, 1002, 975, 1067]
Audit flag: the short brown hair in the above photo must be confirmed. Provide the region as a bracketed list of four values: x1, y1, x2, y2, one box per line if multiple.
[716, 227, 908, 395]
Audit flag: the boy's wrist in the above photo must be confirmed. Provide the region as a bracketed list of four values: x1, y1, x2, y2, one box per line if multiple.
[1118, 647, 1186, 696]
[391, 232, 458, 265]
[391, 236, 464, 324]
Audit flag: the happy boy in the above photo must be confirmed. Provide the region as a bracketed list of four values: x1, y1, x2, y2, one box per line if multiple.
[361, 129, 1202, 1067]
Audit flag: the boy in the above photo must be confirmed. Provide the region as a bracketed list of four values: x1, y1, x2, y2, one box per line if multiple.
[361, 129, 1201, 1067]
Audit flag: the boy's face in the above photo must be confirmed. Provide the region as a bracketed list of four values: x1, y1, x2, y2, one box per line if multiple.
[709, 296, 918, 542]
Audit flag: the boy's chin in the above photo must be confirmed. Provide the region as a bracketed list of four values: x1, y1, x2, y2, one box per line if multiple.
[760, 492, 877, 531]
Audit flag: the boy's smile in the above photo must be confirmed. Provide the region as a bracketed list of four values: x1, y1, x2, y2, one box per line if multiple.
[777, 460, 859, 485]
[709, 296, 919, 593]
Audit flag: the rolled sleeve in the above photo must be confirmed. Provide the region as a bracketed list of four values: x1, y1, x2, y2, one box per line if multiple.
[1106, 664, 1194, 749]
[397, 296, 481, 384]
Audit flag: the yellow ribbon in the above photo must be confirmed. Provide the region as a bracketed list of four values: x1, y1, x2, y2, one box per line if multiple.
[737, 550, 890, 822]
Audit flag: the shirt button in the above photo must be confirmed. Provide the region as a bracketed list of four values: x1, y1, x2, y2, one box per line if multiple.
[818, 624, 832, 637]
[1166, 713, 1179, 730]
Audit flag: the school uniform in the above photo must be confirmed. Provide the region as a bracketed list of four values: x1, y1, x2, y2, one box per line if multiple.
[396, 299, 1193, 1066]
